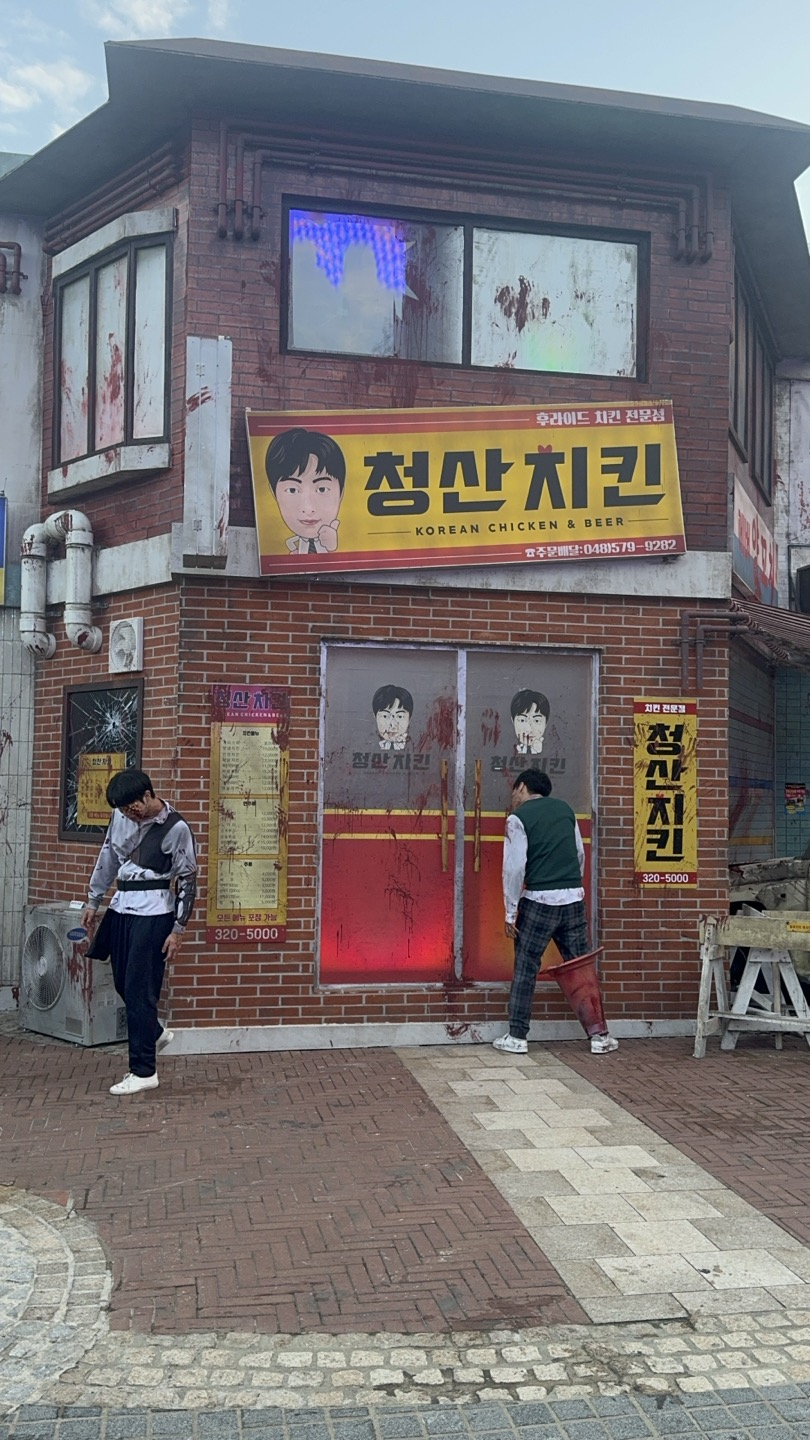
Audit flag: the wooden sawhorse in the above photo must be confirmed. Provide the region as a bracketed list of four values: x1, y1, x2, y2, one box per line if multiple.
[695, 911, 810, 1057]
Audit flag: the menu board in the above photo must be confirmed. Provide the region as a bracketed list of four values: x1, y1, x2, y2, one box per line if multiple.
[77, 752, 127, 825]
[206, 684, 289, 944]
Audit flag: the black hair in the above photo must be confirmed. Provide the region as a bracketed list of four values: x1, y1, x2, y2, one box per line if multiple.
[372, 684, 414, 716]
[513, 769, 552, 797]
[510, 688, 550, 720]
[106, 768, 155, 808]
[265, 428, 346, 493]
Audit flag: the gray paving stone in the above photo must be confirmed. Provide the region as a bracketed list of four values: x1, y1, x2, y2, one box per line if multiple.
[423, 1415, 468, 1434]
[731, 1406, 787, 1427]
[505, 1427, 563, 1440]
[101, 1417, 150, 1440]
[772, 1402, 810, 1424]
[558, 1421, 611, 1440]
[284, 1425, 330, 1440]
[645, 1413, 698, 1434]
[676, 1396, 731, 1411]
[463, 1410, 513, 1433]
[241, 1411, 284, 1428]
[375, 1417, 426, 1440]
[332, 1421, 377, 1440]
[505, 1407, 555, 1427]
[602, 1421, 653, 1440]
[588, 1402, 638, 1420]
[152, 1411, 193, 1437]
[54, 1420, 102, 1440]
[548, 1406, 594, 1423]
[197, 1412, 240, 1439]
[722, 1389, 774, 1405]
[674, 1410, 738, 1431]
[744, 1429, 802, 1440]
[12, 1409, 59, 1422]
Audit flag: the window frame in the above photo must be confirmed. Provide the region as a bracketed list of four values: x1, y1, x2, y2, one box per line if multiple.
[52, 230, 173, 471]
[729, 264, 775, 504]
[282, 196, 650, 383]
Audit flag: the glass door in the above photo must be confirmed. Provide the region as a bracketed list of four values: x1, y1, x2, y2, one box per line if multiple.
[461, 650, 595, 981]
[320, 643, 595, 984]
[320, 645, 458, 983]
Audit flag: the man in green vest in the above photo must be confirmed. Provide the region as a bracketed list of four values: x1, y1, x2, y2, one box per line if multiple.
[494, 769, 618, 1056]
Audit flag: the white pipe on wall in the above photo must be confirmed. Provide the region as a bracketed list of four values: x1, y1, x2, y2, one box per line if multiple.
[19, 510, 102, 658]
[19, 523, 55, 658]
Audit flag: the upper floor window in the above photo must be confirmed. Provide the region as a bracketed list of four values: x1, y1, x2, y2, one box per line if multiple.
[730, 266, 774, 501]
[286, 204, 643, 380]
[52, 210, 174, 475]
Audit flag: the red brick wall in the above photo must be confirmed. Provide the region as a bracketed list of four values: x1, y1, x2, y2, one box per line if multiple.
[184, 118, 733, 551]
[27, 579, 728, 1031]
[39, 120, 733, 553]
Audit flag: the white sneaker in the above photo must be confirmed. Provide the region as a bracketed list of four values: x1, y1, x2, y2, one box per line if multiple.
[110, 1072, 159, 1095]
[590, 1034, 619, 1054]
[493, 1034, 528, 1054]
[157, 1028, 175, 1052]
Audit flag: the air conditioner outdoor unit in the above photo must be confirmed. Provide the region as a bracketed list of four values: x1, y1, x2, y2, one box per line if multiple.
[20, 903, 127, 1046]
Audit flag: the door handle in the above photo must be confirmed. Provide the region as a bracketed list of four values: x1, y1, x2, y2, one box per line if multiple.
[474, 758, 482, 872]
[440, 758, 449, 872]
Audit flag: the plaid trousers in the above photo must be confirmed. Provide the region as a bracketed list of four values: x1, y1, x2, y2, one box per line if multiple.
[508, 897, 589, 1039]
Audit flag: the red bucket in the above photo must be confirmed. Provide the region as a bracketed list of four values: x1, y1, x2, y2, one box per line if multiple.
[544, 947, 607, 1038]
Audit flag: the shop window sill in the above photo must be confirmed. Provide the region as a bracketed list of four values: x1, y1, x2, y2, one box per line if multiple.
[47, 443, 171, 500]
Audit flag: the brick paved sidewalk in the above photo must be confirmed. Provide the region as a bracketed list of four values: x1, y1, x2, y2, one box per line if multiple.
[0, 1031, 584, 1336]
[552, 1037, 810, 1247]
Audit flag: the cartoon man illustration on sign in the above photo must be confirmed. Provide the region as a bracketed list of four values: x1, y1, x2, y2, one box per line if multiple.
[265, 428, 345, 554]
[373, 685, 413, 751]
[510, 689, 550, 755]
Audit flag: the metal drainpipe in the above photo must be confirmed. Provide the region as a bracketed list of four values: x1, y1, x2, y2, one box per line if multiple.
[679, 609, 752, 691]
[19, 524, 56, 658]
[19, 510, 103, 658]
[224, 126, 711, 259]
[217, 122, 230, 238]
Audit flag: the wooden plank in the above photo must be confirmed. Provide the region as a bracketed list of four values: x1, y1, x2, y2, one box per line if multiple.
[714, 913, 810, 951]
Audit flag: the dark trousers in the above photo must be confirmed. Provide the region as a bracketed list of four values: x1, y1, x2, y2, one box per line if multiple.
[108, 911, 174, 1077]
[509, 897, 590, 1040]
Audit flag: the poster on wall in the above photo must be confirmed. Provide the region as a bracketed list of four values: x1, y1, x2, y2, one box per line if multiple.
[247, 403, 686, 576]
[77, 752, 127, 824]
[60, 682, 143, 840]
[785, 783, 806, 815]
[633, 697, 698, 887]
[206, 685, 289, 945]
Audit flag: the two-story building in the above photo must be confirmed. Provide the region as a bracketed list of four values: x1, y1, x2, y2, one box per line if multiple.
[2, 37, 810, 1046]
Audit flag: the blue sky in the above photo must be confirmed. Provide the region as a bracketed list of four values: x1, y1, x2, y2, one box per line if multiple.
[2, 0, 810, 233]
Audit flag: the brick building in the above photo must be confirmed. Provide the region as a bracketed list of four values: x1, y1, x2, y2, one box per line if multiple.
[2, 38, 810, 1046]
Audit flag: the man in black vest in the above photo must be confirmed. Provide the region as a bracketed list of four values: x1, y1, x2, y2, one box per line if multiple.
[81, 768, 197, 1095]
[494, 768, 618, 1056]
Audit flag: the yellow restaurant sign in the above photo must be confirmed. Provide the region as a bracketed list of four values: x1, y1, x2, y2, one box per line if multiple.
[247, 402, 685, 575]
[633, 698, 698, 888]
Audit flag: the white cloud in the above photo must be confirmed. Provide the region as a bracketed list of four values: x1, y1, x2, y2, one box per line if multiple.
[207, 0, 232, 31]
[80, 0, 192, 39]
[0, 56, 97, 132]
[12, 9, 73, 48]
[0, 76, 33, 113]
[14, 61, 95, 108]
